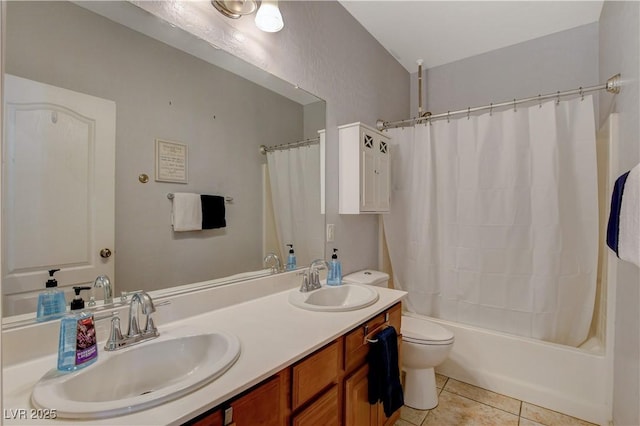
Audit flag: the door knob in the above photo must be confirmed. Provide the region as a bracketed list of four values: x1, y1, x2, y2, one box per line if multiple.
[100, 248, 112, 258]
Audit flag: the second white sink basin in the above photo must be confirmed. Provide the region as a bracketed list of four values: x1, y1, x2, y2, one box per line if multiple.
[289, 284, 379, 312]
[31, 330, 240, 419]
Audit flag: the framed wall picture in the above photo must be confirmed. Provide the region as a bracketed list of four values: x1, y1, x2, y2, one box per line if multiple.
[155, 139, 188, 183]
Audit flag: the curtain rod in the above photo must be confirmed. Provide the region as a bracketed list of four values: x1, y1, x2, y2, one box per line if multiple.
[377, 73, 621, 131]
[259, 136, 320, 154]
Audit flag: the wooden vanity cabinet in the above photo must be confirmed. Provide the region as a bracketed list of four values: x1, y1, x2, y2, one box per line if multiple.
[344, 303, 402, 426]
[184, 302, 402, 426]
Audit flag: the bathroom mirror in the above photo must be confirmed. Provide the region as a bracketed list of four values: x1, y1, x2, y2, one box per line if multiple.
[2, 1, 326, 321]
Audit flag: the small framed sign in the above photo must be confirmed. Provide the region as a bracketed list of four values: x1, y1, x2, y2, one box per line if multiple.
[155, 139, 188, 183]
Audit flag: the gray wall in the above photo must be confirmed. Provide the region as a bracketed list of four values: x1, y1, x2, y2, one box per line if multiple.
[415, 23, 599, 117]
[599, 2, 640, 425]
[5, 1, 308, 292]
[134, 1, 411, 276]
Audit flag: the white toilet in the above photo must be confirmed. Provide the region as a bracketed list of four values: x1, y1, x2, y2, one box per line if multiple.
[343, 270, 455, 410]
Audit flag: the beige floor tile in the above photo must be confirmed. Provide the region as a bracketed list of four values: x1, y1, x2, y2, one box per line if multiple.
[422, 390, 519, 426]
[519, 417, 545, 426]
[520, 403, 597, 426]
[435, 373, 448, 389]
[443, 379, 521, 415]
[400, 405, 429, 425]
[394, 419, 415, 426]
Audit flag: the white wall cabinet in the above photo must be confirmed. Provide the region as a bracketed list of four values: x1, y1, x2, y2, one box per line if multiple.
[339, 122, 391, 214]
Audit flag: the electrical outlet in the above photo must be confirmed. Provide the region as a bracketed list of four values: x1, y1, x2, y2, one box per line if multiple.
[326, 224, 335, 242]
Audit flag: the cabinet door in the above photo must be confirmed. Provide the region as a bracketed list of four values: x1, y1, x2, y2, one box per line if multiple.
[229, 374, 286, 426]
[292, 385, 340, 426]
[360, 130, 377, 211]
[344, 364, 377, 426]
[375, 136, 390, 212]
[188, 409, 224, 426]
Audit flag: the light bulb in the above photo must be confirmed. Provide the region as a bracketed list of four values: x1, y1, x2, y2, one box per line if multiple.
[255, 0, 283, 33]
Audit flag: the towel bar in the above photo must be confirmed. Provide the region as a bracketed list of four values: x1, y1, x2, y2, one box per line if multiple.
[167, 193, 233, 203]
[364, 312, 390, 344]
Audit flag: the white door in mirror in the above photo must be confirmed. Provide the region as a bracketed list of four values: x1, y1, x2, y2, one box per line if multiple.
[3, 75, 116, 316]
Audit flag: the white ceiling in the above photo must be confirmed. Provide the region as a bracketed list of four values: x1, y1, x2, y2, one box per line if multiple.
[339, 1, 604, 73]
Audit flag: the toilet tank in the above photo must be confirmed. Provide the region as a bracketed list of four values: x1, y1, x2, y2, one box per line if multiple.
[343, 270, 389, 288]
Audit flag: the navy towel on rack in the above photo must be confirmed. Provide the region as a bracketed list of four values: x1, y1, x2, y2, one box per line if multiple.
[607, 170, 629, 256]
[201, 195, 226, 229]
[367, 326, 404, 417]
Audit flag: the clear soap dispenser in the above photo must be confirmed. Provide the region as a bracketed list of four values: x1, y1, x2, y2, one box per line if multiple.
[286, 244, 297, 270]
[57, 286, 98, 372]
[327, 248, 342, 286]
[36, 268, 67, 322]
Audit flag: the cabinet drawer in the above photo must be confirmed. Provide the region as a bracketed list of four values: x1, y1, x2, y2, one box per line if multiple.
[292, 339, 342, 410]
[292, 385, 340, 426]
[344, 303, 402, 373]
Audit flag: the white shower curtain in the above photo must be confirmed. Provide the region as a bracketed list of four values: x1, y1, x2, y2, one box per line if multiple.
[266, 145, 324, 267]
[383, 96, 598, 347]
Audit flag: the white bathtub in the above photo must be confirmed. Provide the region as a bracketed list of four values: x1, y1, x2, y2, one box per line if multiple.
[403, 312, 612, 425]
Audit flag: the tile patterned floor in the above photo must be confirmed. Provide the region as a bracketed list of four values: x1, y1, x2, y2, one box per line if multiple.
[394, 374, 598, 426]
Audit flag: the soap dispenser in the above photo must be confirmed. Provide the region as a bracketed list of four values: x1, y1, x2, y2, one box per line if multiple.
[327, 249, 342, 286]
[57, 286, 98, 372]
[36, 269, 67, 322]
[286, 244, 297, 270]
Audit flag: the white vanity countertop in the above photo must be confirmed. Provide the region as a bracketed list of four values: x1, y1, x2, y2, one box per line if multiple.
[2, 284, 406, 425]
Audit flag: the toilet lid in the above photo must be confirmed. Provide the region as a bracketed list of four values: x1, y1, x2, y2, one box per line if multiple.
[401, 315, 454, 345]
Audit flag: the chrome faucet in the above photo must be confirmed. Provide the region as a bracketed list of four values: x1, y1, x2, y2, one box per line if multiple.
[104, 291, 159, 351]
[299, 259, 330, 292]
[93, 275, 113, 305]
[263, 252, 282, 273]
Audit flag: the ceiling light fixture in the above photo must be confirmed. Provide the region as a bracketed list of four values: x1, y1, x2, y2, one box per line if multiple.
[211, 0, 284, 33]
[211, 1, 258, 20]
[254, 0, 284, 33]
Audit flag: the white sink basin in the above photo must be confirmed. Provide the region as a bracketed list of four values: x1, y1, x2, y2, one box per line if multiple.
[31, 331, 241, 419]
[289, 284, 379, 312]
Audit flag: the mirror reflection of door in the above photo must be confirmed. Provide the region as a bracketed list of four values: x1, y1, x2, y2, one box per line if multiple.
[2, 75, 116, 316]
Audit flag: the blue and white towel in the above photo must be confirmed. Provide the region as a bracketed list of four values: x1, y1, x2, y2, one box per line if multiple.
[607, 163, 640, 267]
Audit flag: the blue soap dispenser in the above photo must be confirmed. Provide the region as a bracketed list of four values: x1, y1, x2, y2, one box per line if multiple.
[327, 248, 342, 286]
[286, 244, 297, 270]
[36, 268, 67, 322]
[57, 286, 98, 372]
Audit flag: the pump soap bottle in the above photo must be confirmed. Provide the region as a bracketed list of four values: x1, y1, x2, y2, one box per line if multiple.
[57, 286, 98, 372]
[286, 244, 297, 270]
[327, 248, 342, 286]
[36, 268, 67, 322]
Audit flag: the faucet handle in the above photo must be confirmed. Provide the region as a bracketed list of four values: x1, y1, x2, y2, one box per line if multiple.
[298, 270, 310, 292]
[105, 313, 125, 351]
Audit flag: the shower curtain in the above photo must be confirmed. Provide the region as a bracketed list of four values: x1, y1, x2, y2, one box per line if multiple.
[383, 96, 598, 347]
[266, 144, 324, 267]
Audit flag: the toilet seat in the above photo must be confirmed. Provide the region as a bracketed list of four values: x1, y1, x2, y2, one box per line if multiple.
[401, 315, 454, 346]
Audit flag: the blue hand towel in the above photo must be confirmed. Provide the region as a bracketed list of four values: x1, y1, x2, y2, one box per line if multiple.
[607, 163, 640, 266]
[367, 326, 404, 417]
[607, 171, 629, 256]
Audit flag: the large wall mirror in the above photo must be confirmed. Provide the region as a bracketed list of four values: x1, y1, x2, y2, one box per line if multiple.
[2, 1, 326, 320]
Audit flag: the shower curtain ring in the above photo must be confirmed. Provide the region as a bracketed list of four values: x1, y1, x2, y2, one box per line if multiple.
[489, 103, 493, 116]
[447, 111, 450, 123]
[538, 94, 542, 108]
[579, 87, 584, 101]
[513, 99, 517, 112]
[556, 91, 561, 106]
[467, 107, 470, 120]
